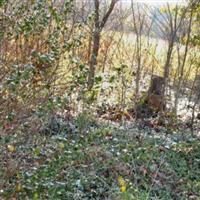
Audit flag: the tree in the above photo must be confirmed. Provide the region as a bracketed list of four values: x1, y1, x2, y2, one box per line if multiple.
[173, 9, 193, 115]
[131, 1, 146, 98]
[151, 4, 189, 109]
[87, 0, 119, 90]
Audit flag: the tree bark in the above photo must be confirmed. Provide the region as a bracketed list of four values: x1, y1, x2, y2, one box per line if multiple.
[87, 0, 118, 90]
[173, 10, 193, 115]
[88, 30, 100, 89]
[148, 75, 165, 112]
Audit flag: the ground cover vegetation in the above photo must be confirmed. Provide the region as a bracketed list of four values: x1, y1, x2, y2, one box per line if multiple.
[1, 0, 200, 199]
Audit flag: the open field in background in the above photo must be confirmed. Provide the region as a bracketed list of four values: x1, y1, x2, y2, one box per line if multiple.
[53, 30, 199, 122]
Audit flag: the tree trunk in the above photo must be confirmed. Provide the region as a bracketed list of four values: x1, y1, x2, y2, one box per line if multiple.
[173, 10, 193, 115]
[87, 0, 118, 90]
[88, 31, 100, 90]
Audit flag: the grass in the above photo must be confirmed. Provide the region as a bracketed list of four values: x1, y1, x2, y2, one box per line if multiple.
[1, 125, 200, 200]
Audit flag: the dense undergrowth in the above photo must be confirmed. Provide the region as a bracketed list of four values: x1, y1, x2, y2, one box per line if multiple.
[1, 124, 200, 200]
[1, 0, 200, 199]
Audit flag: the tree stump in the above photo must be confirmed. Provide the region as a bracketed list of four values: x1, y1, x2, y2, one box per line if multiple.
[194, 75, 200, 99]
[148, 75, 164, 96]
[147, 75, 165, 112]
[135, 75, 165, 119]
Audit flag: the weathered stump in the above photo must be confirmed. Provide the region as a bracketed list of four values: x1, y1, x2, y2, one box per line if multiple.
[147, 75, 165, 112]
[135, 75, 165, 119]
[148, 75, 164, 96]
[194, 75, 200, 99]
[194, 75, 200, 119]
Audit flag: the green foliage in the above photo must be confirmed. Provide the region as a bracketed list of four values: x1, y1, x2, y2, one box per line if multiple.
[0, 0, 5, 7]
[0, 0, 80, 130]
[75, 112, 97, 134]
[1, 1, 200, 200]
[1, 127, 200, 199]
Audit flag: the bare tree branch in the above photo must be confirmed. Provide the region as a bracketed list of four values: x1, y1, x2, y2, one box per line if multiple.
[100, 0, 119, 30]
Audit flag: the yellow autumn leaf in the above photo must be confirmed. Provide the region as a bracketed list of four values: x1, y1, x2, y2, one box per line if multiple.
[16, 172, 20, 179]
[34, 147, 41, 156]
[58, 142, 65, 149]
[120, 185, 126, 192]
[118, 176, 126, 192]
[16, 183, 22, 192]
[31, 0, 35, 4]
[33, 192, 39, 200]
[7, 144, 16, 153]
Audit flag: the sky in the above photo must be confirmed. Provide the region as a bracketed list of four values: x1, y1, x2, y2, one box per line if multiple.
[121, 0, 186, 5]
[136, 0, 185, 5]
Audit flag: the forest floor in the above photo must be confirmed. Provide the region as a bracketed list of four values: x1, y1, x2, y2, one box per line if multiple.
[1, 118, 200, 200]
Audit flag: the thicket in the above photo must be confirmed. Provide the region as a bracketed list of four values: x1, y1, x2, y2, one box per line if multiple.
[1, 0, 200, 199]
